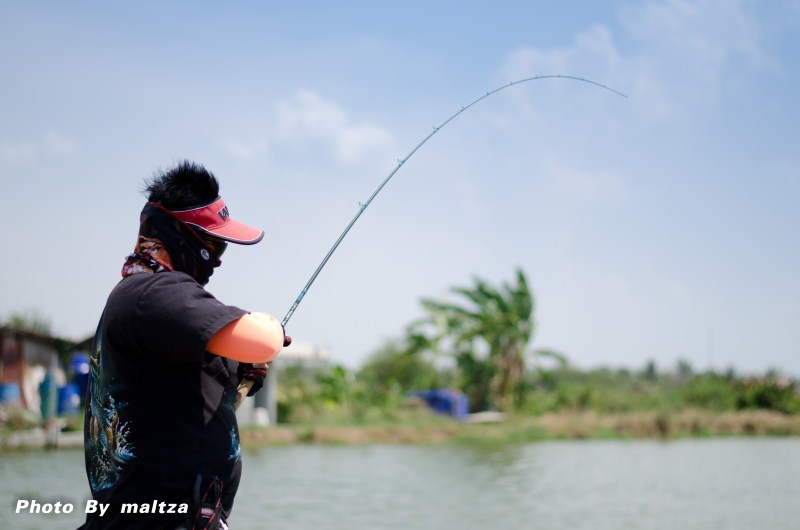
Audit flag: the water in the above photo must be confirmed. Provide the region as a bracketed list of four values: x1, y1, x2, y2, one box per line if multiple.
[2, 438, 798, 529]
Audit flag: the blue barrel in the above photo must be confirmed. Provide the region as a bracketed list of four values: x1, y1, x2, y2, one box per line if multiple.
[57, 383, 81, 415]
[71, 353, 90, 405]
[411, 389, 469, 420]
[0, 383, 20, 405]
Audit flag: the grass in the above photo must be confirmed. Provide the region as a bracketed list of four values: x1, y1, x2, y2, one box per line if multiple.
[4, 406, 799, 452]
[238, 408, 800, 448]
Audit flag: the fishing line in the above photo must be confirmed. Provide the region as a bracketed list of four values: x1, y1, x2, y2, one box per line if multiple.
[281, 75, 626, 327]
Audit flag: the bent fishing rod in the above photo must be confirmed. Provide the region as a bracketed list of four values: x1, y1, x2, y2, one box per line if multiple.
[280, 74, 626, 327]
[235, 74, 626, 408]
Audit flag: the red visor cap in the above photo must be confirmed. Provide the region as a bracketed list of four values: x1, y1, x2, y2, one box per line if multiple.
[171, 197, 264, 245]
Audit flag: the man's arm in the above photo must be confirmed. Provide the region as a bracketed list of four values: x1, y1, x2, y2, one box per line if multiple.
[206, 312, 284, 363]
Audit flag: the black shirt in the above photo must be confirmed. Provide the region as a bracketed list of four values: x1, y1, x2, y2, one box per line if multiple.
[81, 272, 247, 529]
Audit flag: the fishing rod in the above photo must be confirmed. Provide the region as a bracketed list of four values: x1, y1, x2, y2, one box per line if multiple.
[235, 75, 626, 409]
[280, 74, 627, 327]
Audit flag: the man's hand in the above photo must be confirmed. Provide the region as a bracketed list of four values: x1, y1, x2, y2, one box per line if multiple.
[232, 325, 291, 410]
[237, 363, 268, 396]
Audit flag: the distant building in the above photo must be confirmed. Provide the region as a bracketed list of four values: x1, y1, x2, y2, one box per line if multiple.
[237, 340, 334, 427]
[275, 340, 333, 367]
[0, 326, 68, 416]
[1, 325, 337, 428]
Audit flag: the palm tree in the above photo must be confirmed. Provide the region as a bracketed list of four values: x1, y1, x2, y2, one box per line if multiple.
[411, 268, 535, 411]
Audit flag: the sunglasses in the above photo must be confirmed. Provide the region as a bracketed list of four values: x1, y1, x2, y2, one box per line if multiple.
[201, 235, 228, 259]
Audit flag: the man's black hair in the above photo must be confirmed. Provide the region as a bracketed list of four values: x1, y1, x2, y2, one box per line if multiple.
[145, 160, 220, 209]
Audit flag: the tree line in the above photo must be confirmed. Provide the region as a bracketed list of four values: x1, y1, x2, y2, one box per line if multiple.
[4, 270, 797, 425]
[275, 268, 800, 423]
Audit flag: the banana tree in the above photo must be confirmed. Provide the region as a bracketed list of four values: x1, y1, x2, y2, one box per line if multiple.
[412, 268, 535, 411]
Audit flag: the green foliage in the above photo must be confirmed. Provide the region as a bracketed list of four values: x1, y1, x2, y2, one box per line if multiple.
[275, 356, 434, 425]
[408, 268, 536, 412]
[678, 374, 738, 411]
[272, 265, 799, 424]
[515, 364, 800, 417]
[357, 340, 448, 400]
[275, 356, 799, 426]
[521, 366, 667, 414]
[3, 309, 52, 334]
[275, 364, 320, 423]
[735, 379, 799, 414]
[317, 365, 351, 407]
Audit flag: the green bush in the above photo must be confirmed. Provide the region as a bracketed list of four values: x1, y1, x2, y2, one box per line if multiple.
[678, 374, 738, 412]
[275, 349, 799, 424]
[735, 379, 799, 414]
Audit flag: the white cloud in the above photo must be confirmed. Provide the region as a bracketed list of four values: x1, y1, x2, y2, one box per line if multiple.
[274, 89, 394, 164]
[500, 25, 621, 83]
[276, 90, 345, 137]
[335, 122, 394, 163]
[620, 0, 770, 77]
[499, 0, 773, 122]
[619, 0, 774, 115]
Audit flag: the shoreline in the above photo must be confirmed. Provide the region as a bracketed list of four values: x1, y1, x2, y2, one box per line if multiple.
[3, 410, 799, 452]
[239, 409, 800, 447]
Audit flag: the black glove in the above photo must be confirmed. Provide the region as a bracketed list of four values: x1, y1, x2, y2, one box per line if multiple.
[237, 363, 267, 396]
[236, 326, 290, 397]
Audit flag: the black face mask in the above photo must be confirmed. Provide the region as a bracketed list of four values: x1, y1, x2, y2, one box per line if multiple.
[121, 204, 221, 285]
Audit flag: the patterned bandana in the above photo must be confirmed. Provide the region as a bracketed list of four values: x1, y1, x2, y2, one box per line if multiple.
[121, 203, 221, 285]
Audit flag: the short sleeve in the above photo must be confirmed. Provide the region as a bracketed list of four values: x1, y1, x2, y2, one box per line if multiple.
[127, 273, 247, 363]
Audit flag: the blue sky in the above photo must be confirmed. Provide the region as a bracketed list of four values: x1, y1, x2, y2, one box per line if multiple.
[2, 0, 798, 375]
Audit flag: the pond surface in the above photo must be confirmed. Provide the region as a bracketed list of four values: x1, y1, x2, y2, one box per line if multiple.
[2, 438, 799, 529]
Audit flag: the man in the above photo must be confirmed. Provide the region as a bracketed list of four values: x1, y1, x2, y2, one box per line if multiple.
[80, 161, 286, 529]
